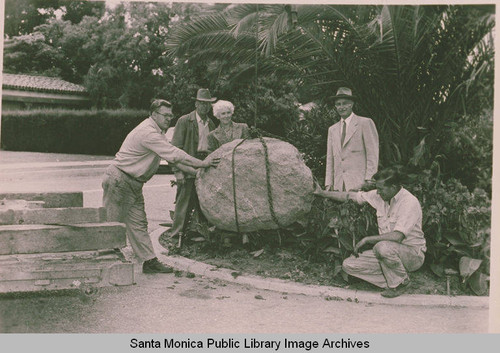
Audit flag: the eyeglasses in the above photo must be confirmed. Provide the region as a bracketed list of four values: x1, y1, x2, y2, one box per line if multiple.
[156, 110, 173, 119]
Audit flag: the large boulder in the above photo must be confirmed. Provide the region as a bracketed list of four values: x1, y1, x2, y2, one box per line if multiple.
[195, 138, 315, 232]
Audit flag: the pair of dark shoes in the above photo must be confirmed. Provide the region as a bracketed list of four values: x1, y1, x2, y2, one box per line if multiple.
[381, 278, 410, 298]
[142, 257, 174, 274]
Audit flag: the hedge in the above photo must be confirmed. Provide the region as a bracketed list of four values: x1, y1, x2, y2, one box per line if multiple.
[1, 109, 148, 156]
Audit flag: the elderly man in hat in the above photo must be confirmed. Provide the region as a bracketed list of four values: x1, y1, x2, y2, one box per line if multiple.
[325, 87, 379, 191]
[168, 88, 217, 239]
[102, 99, 220, 273]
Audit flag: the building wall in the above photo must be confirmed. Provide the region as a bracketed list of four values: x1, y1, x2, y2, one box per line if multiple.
[1, 89, 90, 111]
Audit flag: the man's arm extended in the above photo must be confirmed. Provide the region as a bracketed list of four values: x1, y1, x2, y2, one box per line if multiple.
[354, 231, 405, 256]
[313, 187, 356, 202]
[173, 162, 197, 176]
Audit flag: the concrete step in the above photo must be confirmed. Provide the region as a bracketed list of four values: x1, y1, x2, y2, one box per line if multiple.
[0, 249, 134, 293]
[0, 207, 107, 225]
[0, 192, 83, 208]
[0, 223, 126, 255]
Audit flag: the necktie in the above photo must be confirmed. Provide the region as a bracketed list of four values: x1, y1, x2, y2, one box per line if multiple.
[341, 119, 346, 147]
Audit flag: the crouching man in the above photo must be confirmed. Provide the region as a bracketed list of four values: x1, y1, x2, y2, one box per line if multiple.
[102, 99, 220, 274]
[314, 166, 426, 298]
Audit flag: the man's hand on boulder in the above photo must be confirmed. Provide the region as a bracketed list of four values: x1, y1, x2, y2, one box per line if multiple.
[203, 156, 221, 168]
[313, 183, 326, 197]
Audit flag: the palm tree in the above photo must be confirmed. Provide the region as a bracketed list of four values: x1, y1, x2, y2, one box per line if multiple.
[166, 4, 494, 166]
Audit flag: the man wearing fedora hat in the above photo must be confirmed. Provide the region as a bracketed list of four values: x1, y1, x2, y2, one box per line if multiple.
[169, 88, 217, 239]
[325, 87, 379, 191]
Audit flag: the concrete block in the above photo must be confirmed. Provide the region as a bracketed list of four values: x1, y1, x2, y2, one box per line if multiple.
[0, 207, 107, 225]
[0, 222, 126, 255]
[0, 192, 83, 208]
[108, 262, 135, 286]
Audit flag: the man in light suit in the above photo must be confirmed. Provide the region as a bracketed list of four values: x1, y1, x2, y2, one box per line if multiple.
[325, 87, 379, 191]
[168, 88, 217, 239]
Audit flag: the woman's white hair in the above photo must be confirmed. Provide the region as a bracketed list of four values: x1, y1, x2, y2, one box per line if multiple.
[212, 100, 234, 117]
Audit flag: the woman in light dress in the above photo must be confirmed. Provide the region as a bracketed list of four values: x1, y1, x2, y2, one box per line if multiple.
[207, 100, 250, 153]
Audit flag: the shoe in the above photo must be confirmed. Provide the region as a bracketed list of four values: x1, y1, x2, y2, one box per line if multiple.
[381, 278, 410, 298]
[142, 257, 174, 274]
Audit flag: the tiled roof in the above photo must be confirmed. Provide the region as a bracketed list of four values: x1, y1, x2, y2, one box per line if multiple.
[2, 73, 87, 94]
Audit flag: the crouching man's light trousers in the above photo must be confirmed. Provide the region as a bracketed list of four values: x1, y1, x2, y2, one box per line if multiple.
[342, 241, 425, 288]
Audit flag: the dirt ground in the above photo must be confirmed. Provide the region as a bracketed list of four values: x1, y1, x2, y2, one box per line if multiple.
[159, 232, 483, 297]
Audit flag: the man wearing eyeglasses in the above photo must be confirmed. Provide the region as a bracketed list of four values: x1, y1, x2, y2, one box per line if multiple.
[102, 99, 220, 274]
[325, 87, 379, 191]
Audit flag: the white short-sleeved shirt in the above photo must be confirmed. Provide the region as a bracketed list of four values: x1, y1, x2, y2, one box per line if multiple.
[352, 188, 426, 253]
[114, 117, 191, 182]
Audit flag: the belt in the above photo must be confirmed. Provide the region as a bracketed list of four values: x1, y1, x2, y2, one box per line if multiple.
[110, 165, 145, 185]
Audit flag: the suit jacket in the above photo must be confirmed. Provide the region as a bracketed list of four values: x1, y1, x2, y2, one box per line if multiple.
[207, 122, 250, 153]
[325, 114, 379, 191]
[171, 111, 216, 173]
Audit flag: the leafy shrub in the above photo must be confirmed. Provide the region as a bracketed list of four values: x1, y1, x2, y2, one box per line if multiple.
[216, 74, 301, 137]
[157, 60, 214, 119]
[406, 170, 491, 294]
[1, 109, 147, 155]
[437, 112, 493, 194]
[285, 104, 337, 183]
[294, 197, 378, 279]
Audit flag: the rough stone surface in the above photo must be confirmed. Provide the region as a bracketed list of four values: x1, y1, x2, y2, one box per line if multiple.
[196, 138, 314, 232]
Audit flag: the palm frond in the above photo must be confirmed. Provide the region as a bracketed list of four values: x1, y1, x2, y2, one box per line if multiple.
[165, 12, 229, 58]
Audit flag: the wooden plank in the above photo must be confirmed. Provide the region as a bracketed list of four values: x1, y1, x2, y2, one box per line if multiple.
[0, 223, 126, 255]
[0, 192, 83, 208]
[0, 199, 45, 210]
[0, 207, 107, 225]
[0, 250, 134, 292]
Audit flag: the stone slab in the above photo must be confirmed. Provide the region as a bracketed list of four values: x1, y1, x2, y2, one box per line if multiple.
[0, 249, 134, 292]
[0, 207, 107, 225]
[0, 192, 83, 208]
[0, 222, 126, 255]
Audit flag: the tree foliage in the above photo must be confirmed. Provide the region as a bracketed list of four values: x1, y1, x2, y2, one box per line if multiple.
[165, 4, 494, 167]
[4, 1, 176, 109]
[4, 0, 105, 37]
